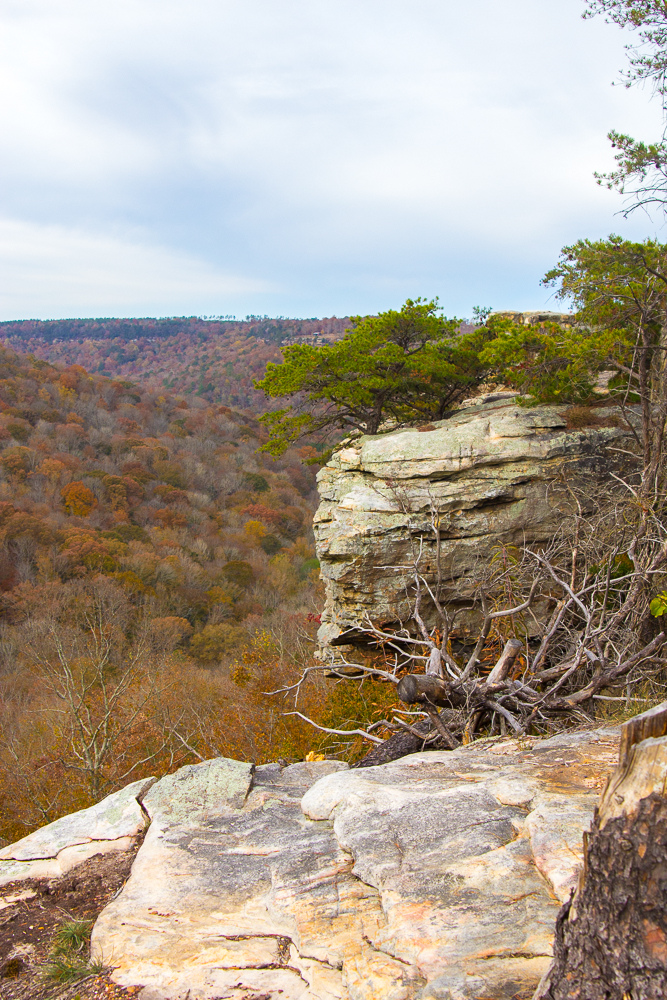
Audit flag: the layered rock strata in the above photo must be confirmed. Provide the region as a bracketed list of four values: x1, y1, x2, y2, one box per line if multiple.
[314, 397, 635, 654]
[83, 727, 619, 1000]
[0, 777, 154, 886]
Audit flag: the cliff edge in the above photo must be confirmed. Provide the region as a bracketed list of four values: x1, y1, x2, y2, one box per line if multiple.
[0, 728, 619, 1000]
[314, 397, 635, 656]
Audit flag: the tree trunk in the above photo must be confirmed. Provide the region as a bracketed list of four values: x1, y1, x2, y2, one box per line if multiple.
[535, 701, 667, 1000]
[353, 713, 459, 767]
[396, 673, 453, 706]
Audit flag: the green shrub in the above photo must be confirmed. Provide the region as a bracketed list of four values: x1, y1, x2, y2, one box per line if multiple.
[650, 591, 667, 617]
[244, 472, 269, 492]
[154, 459, 187, 488]
[260, 533, 282, 555]
[222, 560, 254, 589]
[6, 422, 30, 443]
[189, 623, 247, 663]
[299, 557, 320, 580]
[103, 523, 149, 543]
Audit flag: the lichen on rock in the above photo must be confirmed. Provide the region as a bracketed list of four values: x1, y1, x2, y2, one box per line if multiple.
[86, 729, 618, 1000]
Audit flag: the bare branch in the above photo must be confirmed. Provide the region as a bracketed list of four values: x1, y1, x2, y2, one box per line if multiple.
[283, 711, 385, 744]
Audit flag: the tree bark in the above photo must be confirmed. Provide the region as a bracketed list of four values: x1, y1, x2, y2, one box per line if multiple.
[535, 701, 667, 1000]
[353, 713, 459, 767]
[486, 637, 523, 685]
[396, 673, 452, 706]
[353, 723, 431, 767]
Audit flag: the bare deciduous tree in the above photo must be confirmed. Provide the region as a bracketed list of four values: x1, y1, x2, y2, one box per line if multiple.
[21, 580, 177, 799]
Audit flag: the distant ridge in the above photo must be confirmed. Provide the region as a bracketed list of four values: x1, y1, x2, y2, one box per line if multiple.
[0, 316, 351, 411]
[0, 315, 350, 345]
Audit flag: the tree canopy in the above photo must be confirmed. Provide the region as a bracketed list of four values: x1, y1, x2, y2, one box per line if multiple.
[483, 235, 663, 378]
[585, 0, 667, 213]
[584, 0, 667, 95]
[255, 299, 487, 456]
[482, 236, 666, 398]
[482, 234, 667, 499]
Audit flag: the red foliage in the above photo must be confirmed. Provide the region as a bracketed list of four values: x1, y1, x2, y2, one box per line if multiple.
[240, 503, 283, 528]
[153, 508, 188, 528]
[154, 484, 188, 504]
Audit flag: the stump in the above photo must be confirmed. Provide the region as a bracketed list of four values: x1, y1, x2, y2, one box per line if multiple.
[535, 701, 667, 1000]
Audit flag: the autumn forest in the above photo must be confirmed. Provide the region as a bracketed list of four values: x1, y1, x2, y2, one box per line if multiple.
[0, 326, 365, 846]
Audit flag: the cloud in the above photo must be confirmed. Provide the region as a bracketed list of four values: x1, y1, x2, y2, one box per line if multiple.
[0, 218, 273, 319]
[0, 0, 663, 318]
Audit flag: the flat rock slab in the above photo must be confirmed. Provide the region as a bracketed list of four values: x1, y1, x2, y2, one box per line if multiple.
[92, 728, 619, 1000]
[0, 777, 155, 886]
[0, 836, 138, 888]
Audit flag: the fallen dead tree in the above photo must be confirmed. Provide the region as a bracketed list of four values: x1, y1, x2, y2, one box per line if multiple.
[270, 490, 667, 762]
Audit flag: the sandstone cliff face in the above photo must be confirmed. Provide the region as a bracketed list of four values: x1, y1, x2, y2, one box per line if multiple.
[314, 397, 634, 654]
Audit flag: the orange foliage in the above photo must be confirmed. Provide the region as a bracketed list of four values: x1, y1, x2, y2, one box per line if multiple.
[149, 616, 193, 646]
[154, 484, 187, 503]
[61, 480, 97, 516]
[0, 510, 53, 544]
[39, 458, 67, 480]
[60, 529, 114, 573]
[103, 475, 128, 512]
[0, 446, 32, 479]
[58, 372, 79, 390]
[121, 461, 153, 484]
[0, 342, 324, 843]
[244, 519, 267, 543]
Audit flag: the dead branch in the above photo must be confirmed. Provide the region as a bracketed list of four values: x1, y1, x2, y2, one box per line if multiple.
[283, 711, 385, 744]
[274, 470, 667, 762]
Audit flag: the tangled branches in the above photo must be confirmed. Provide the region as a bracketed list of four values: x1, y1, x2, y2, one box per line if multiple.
[271, 478, 667, 762]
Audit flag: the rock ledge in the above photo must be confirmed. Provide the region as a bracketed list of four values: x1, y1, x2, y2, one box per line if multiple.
[87, 728, 617, 1000]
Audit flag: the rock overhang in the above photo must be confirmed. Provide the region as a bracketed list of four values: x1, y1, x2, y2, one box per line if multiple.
[314, 397, 637, 655]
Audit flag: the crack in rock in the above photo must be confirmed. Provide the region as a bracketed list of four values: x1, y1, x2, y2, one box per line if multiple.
[0, 730, 614, 1000]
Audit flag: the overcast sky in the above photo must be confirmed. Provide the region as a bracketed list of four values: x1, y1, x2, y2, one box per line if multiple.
[0, 0, 663, 321]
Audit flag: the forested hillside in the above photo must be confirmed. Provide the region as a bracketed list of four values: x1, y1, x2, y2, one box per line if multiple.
[0, 316, 350, 411]
[0, 346, 353, 844]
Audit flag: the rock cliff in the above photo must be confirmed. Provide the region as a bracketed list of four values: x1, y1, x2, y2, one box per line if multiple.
[314, 396, 635, 656]
[0, 728, 619, 1000]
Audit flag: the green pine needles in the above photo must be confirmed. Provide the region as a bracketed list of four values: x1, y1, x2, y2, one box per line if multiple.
[254, 298, 489, 457]
[482, 236, 667, 408]
[43, 918, 106, 984]
[255, 238, 667, 496]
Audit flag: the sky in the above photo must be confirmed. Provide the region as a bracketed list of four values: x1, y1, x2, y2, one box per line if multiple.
[0, 0, 664, 321]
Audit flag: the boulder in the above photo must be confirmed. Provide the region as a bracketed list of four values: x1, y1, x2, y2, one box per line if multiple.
[314, 398, 635, 654]
[92, 728, 619, 1000]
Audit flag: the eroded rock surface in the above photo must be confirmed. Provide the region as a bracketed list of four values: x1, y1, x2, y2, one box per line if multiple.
[92, 727, 619, 1000]
[0, 777, 154, 887]
[314, 398, 634, 652]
